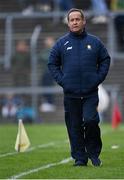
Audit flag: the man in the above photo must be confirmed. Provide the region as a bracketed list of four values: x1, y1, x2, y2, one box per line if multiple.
[39, 37, 56, 112]
[48, 8, 110, 166]
[11, 40, 31, 86]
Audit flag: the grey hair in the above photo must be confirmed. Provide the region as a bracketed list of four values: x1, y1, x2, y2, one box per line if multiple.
[67, 8, 85, 21]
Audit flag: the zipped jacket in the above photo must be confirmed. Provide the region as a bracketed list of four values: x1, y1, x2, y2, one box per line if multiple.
[48, 30, 111, 97]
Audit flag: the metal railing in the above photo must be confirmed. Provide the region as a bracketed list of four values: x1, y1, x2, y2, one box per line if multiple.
[107, 11, 124, 60]
[0, 11, 123, 68]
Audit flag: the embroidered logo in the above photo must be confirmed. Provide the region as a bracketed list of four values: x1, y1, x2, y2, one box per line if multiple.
[67, 46, 72, 50]
[64, 41, 69, 46]
[87, 45, 92, 50]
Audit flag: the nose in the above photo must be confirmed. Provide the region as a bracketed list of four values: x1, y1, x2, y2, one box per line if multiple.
[73, 20, 77, 25]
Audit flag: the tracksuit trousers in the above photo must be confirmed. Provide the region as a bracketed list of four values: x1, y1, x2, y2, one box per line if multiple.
[64, 94, 102, 163]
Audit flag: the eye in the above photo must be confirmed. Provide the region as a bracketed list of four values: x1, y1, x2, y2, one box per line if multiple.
[76, 18, 80, 22]
[70, 19, 74, 22]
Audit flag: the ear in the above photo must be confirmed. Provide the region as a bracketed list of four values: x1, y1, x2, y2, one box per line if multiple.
[67, 21, 70, 28]
[83, 18, 86, 26]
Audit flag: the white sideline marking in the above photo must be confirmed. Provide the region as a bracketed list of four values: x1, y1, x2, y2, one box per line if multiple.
[0, 129, 109, 159]
[111, 145, 119, 149]
[0, 152, 18, 158]
[0, 140, 68, 158]
[0, 129, 108, 158]
[0, 142, 55, 158]
[27, 142, 55, 152]
[10, 157, 72, 179]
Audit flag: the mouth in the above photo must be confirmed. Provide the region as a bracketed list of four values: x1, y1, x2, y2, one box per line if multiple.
[73, 26, 78, 28]
[72, 26, 79, 31]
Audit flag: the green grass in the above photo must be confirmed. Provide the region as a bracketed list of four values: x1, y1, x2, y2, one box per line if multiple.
[0, 123, 124, 179]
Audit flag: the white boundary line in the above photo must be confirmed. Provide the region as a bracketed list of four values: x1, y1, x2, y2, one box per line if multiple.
[0, 128, 109, 159]
[10, 157, 72, 179]
[0, 140, 68, 158]
[0, 142, 55, 158]
[0, 151, 18, 158]
[7, 128, 110, 179]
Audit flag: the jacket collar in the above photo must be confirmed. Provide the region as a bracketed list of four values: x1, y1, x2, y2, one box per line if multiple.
[69, 29, 87, 39]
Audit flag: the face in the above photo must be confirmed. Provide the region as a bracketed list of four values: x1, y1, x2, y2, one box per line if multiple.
[68, 11, 86, 34]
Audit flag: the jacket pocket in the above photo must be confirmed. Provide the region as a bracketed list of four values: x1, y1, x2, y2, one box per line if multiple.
[82, 72, 99, 90]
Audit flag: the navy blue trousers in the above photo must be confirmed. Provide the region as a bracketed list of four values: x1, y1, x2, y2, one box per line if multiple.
[64, 94, 102, 162]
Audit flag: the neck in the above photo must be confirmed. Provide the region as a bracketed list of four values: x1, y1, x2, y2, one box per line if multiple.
[74, 30, 83, 35]
[69, 29, 87, 39]
[72, 27, 85, 34]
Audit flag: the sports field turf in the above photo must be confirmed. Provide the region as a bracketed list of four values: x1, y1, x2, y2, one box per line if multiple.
[0, 123, 124, 179]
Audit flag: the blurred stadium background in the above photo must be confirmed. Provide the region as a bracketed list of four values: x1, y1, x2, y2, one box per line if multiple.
[0, 0, 123, 125]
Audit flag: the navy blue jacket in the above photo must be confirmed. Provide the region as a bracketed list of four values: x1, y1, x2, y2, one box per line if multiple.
[48, 30, 111, 97]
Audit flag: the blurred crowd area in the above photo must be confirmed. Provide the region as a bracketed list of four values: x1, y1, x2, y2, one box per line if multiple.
[0, 0, 124, 123]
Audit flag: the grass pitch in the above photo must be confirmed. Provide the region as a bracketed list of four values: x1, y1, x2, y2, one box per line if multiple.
[0, 123, 124, 179]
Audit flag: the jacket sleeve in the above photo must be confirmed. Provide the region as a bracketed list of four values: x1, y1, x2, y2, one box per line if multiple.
[97, 41, 111, 84]
[48, 41, 63, 86]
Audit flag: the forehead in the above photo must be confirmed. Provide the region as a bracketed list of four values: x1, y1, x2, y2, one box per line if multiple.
[68, 11, 82, 20]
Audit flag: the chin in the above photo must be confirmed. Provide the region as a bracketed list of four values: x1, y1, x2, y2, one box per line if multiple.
[72, 30, 81, 34]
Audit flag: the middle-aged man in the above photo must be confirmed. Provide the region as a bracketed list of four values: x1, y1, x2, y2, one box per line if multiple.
[48, 8, 111, 167]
